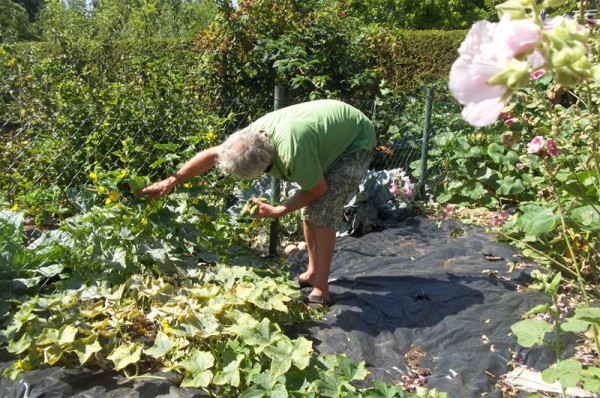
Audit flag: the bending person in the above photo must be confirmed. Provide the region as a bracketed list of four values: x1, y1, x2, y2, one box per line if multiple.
[139, 99, 376, 307]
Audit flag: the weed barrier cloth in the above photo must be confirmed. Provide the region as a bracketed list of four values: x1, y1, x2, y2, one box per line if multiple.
[289, 216, 569, 397]
[0, 217, 569, 397]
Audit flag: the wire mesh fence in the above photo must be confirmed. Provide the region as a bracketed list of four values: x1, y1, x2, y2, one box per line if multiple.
[0, 86, 466, 272]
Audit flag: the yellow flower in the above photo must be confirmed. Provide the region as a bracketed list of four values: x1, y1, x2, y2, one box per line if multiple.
[161, 318, 171, 334]
[184, 182, 191, 188]
[17, 359, 32, 371]
[119, 169, 126, 179]
[89, 171, 98, 181]
[98, 186, 105, 194]
[105, 190, 119, 205]
[206, 131, 217, 141]
[10, 204, 18, 211]
[193, 197, 199, 205]
[5, 58, 16, 67]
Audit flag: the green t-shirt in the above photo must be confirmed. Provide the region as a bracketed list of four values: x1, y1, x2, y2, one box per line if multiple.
[249, 99, 376, 189]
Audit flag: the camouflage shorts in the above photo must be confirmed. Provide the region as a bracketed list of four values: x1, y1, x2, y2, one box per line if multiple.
[301, 149, 372, 229]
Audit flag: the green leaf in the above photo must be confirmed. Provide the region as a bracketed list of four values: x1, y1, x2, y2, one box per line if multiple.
[542, 359, 582, 388]
[37, 328, 60, 346]
[361, 379, 406, 397]
[72, 334, 102, 365]
[569, 205, 600, 231]
[524, 304, 548, 316]
[232, 317, 281, 354]
[58, 324, 78, 345]
[572, 307, 600, 325]
[154, 143, 180, 151]
[561, 317, 590, 332]
[496, 176, 525, 195]
[7, 332, 32, 354]
[107, 342, 144, 370]
[582, 366, 600, 393]
[145, 331, 177, 358]
[213, 353, 244, 387]
[317, 369, 355, 397]
[290, 337, 312, 370]
[514, 205, 560, 236]
[487, 143, 505, 164]
[336, 354, 368, 381]
[180, 349, 214, 388]
[44, 344, 65, 365]
[511, 319, 553, 347]
[265, 340, 292, 380]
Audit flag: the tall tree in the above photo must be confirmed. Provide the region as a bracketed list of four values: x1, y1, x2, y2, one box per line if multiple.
[13, 0, 44, 21]
[1, 0, 38, 42]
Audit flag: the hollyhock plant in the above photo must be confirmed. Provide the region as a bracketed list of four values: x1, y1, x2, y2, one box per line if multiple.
[527, 135, 546, 154]
[526, 136, 559, 157]
[449, 14, 541, 127]
[530, 69, 545, 80]
[546, 138, 559, 157]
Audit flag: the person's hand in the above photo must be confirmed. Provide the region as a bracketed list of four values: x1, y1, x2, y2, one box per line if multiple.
[138, 177, 177, 201]
[246, 197, 285, 219]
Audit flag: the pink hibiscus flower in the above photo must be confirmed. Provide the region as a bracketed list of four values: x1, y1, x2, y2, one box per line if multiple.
[546, 138, 559, 157]
[449, 14, 541, 127]
[527, 136, 546, 154]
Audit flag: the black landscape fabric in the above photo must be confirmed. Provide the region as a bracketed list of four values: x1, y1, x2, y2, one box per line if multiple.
[289, 216, 561, 397]
[0, 216, 563, 398]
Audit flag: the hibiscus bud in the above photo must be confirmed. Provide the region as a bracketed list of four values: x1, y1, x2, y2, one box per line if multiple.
[507, 60, 532, 89]
[572, 56, 592, 74]
[496, 0, 527, 19]
[554, 65, 583, 86]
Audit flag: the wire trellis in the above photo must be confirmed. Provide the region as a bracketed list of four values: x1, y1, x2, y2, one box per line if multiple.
[0, 87, 464, 272]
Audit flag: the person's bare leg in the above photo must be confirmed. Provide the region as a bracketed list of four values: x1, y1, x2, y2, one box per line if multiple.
[299, 220, 317, 284]
[299, 220, 336, 299]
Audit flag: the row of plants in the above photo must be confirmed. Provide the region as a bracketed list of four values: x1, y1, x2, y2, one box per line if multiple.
[431, 0, 600, 394]
[0, 181, 450, 396]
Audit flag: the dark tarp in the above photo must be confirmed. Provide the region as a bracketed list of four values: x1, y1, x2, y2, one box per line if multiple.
[0, 216, 566, 397]
[289, 216, 565, 397]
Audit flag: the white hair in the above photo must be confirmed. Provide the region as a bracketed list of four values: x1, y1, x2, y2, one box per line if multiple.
[216, 128, 274, 179]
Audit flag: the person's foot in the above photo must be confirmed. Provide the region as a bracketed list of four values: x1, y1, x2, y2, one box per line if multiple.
[297, 271, 315, 288]
[304, 294, 333, 309]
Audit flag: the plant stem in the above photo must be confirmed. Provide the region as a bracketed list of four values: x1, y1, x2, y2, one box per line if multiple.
[496, 230, 580, 280]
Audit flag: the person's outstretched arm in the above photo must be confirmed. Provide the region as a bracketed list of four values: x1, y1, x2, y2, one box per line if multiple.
[139, 145, 221, 201]
[251, 176, 328, 218]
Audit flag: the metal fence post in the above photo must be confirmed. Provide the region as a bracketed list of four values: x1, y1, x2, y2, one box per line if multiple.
[269, 86, 285, 256]
[418, 88, 434, 201]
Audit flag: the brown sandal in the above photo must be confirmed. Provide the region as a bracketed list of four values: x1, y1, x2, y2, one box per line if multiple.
[305, 294, 333, 309]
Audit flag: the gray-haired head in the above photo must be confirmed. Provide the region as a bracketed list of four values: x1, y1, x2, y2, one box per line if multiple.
[216, 128, 274, 179]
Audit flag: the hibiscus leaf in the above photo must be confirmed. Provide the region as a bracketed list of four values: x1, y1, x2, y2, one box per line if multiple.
[542, 359, 582, 388]
[514, 204, 560, 236]
[511, 319, 553, 347]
